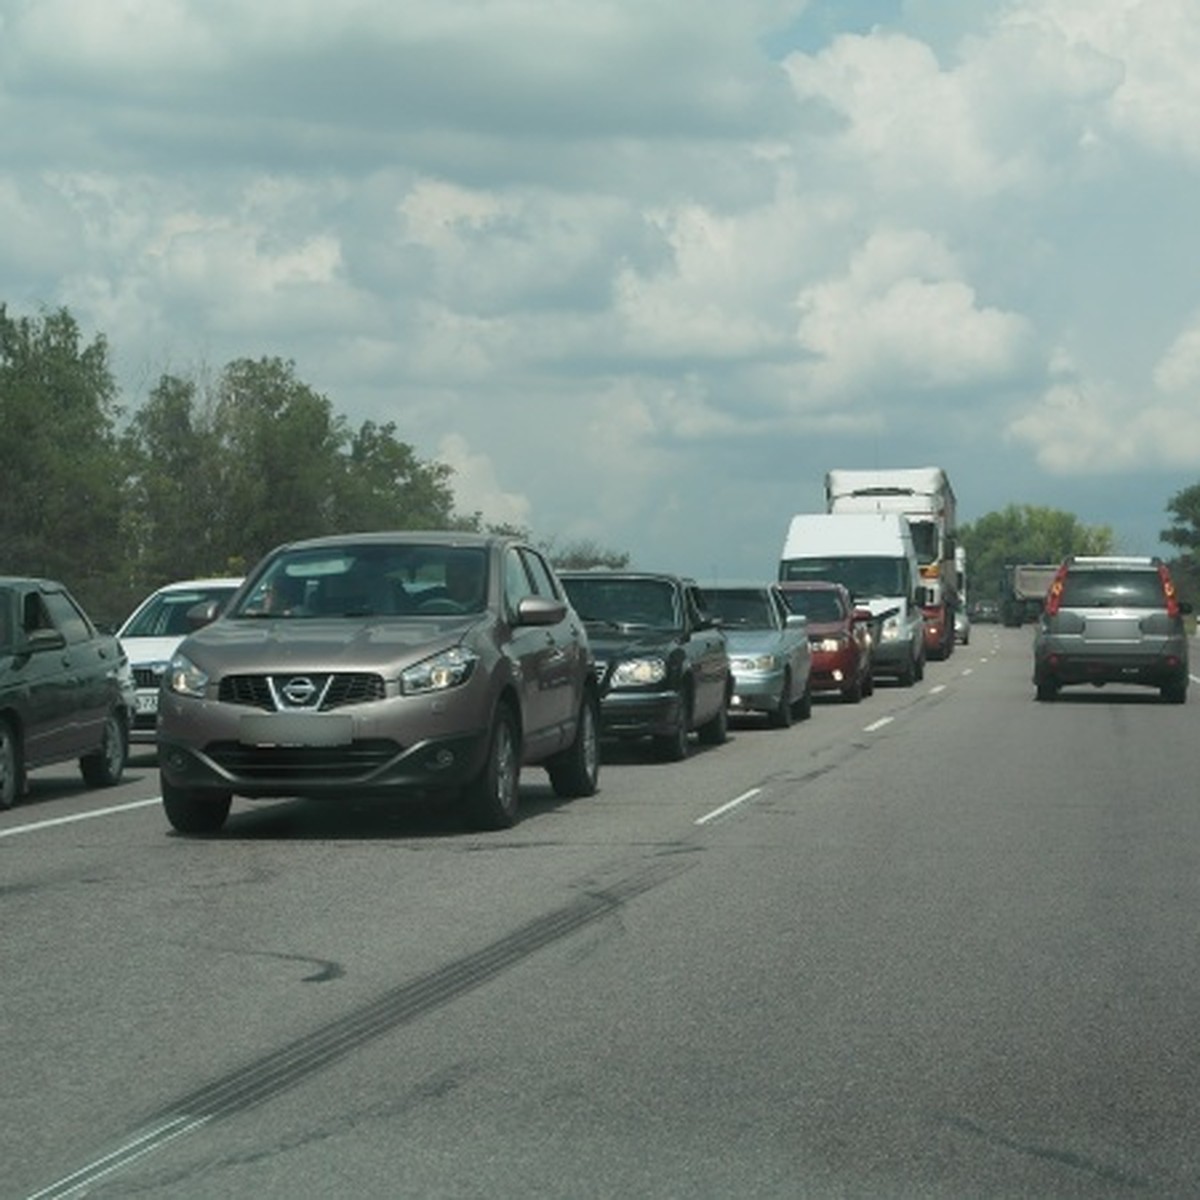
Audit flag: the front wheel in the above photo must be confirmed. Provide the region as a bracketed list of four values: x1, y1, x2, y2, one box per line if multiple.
[0, 720, 20, 810]
[769, 672, 794, 728]
[653, 692, 691, 762]
[463, 705, 521, 829]
[547, 691, 600, 798]
[162, 779, 232, 834]
[80, 711, 128, 787]
[794, 679, 813, 721]
[696, 691, 728, 746]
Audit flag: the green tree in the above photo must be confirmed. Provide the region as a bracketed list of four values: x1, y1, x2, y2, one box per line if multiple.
[544, 538, 630, 570]
[1161, 484, 1200, 607]
[960, 504, 1114, 602]
[334, 420, 459, 532]
[0, 304, 125, 616]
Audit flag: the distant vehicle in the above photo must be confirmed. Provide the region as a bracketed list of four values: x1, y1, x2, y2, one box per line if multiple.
[157, 533, 600, 833]
[704, 583, 812, 727]
[117, 577, 244, 744]
[1, 576, 135, 808]
[970, 599, 1000, 623]
[954, 546, 969, 644]
[778, 580, 875, 703]
[1002, 563, 1060, 626]
[779, 512, 925, 686]
[558, 570, 730, 761]
[1033, 556, 1191, 703]
[825, 466, 958, 660]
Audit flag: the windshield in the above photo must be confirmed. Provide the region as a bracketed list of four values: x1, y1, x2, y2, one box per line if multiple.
[781, 588, 845, 622]
[780, 556, 908, 601]
[121, 585, 240, 637]
[560, 576, 680, 629]
[705, 588, 775, 630]
[907, 520, 938, 564]
[234, 544, 490, 618]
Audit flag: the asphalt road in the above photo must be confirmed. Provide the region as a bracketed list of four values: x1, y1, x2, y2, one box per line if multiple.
[5, 625, 1200, 1198]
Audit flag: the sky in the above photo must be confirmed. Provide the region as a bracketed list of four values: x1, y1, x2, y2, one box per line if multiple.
[3, 0, 1200, 580]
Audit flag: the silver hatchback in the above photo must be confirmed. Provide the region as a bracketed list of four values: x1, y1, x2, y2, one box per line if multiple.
[1033, 556, 1191, 703]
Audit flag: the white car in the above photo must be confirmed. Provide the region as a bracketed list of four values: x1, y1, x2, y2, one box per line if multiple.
[117, 577, 243, 743]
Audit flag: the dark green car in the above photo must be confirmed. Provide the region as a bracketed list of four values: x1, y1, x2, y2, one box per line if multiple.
[0, 577, 135, 808]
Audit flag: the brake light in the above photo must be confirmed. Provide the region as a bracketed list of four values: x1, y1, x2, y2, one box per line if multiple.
[1158, 562, 1180, 618]
[1044, 563, 1068, 617]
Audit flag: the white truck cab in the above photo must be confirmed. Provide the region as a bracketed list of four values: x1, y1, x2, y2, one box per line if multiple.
[779, 512, 926, 686]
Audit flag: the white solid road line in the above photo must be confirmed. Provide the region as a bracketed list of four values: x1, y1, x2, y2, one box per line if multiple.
[0, 797, 161, 839]
[862, 716, 893, 733]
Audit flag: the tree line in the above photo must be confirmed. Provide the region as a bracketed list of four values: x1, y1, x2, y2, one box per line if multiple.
[4, 303, 1197, 625]
[0, 304, 625, 625]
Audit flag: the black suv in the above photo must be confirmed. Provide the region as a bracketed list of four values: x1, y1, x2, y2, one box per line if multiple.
[1, 577, 135, 808]
[1033, 556, 1192, 703]
[557, 571, 730, 760]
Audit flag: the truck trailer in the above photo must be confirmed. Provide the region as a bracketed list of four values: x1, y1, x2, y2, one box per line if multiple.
[1001, 562, 1060, 626]
[825, 467, 958, 659]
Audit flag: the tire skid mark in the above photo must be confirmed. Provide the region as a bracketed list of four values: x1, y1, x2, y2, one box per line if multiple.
[30, 857, 688, 1199]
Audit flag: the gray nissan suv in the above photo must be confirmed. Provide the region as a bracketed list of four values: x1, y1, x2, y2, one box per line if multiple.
[157, 532, 600, 833]
[1032, 556, 1191, 703]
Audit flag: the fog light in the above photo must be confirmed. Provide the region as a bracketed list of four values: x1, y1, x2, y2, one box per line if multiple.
[430, 748, 456, 770]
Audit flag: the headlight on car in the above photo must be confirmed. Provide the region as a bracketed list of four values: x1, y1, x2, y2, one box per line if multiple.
[879, 615, 902, 642]
[166, 652, 209, 698]
[813, 637, 844, 653]
[731, 653, 780, 672]
[610, 656, 668, 687]
[402, 647, 478, 694]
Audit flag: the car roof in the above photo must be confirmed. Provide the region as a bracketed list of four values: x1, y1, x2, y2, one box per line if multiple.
[150, 577, 245, 591]
[272, 530, 502, 553]
[1065, 556, 1159, 568]
[558, 569, 692, 584]
[0, 576, 65, 590]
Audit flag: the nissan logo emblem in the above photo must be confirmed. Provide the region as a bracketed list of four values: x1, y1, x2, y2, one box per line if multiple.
[281, 676, 318, 706]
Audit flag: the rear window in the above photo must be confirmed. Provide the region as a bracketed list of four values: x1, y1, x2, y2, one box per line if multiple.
[1060, 569, 1163, 609]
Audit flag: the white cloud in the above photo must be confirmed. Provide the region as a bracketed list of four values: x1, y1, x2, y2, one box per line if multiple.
[436, 433, 531, 529]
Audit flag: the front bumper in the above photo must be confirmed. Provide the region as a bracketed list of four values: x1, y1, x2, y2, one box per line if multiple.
[597, 689, 683, 738]
[728, 669, 786, 714]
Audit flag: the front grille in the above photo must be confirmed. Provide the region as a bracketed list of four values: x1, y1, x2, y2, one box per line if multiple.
[219, 673, 386, 712]
[206, 739, 400, 780]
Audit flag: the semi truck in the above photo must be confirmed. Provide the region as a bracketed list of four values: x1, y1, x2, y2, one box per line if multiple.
[1001, 562, 1060, 626]
[825, 467, 958, 659]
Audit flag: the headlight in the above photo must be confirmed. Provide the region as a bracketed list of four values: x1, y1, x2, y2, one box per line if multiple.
[814, 637, 845, 653]
[611, 656, 668, 687]
[166, 652, 208, 698]
[731, 654, 780, 672]
[879, 615, 902, 642]
[402, 647, 478, 694]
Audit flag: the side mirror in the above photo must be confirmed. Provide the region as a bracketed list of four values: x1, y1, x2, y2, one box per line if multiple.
[24, 627, 67, 653]
[186, 599, 224, 629]
[516, 596, 567, 627]
[852, 608, 873, 623]
[785, 613, 807, 630]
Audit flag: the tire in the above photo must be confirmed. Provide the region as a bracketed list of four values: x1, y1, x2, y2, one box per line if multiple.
[769, 672, 794, 728]
[546, 691, 600, 798]
[1161, 680, 1188, 705]
[653, 692, 691, 762]
[80, 711, 128, 788]
[914, 653, 925, 682]
[1035, 680, 1059, 702]
[862, 668, 875, 698]
[463, 705, 521, 829]
[897, 657, 916, 688]
[696, 691, 729, 746]
[0, 720, 19, 811]
[842, 672, 863, 704]
[162, 779, 232, 834]
[794, 679, 813, 721]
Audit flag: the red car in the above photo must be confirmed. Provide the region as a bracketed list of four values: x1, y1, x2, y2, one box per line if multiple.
[778, 581, 874, 703]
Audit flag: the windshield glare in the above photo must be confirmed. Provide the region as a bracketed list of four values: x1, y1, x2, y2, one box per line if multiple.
[705, 589, 774, 629]
[781, 556, 906, 600]
[561, 577, 680, 628]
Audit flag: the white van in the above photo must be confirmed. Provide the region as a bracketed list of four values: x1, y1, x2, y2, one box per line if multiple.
[779, 512, 925, 686]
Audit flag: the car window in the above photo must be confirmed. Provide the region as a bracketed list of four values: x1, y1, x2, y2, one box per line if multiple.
[706, 588, 774, 629]
[561, 577, 679, 627]
[40, 588, 93, 644]
[0, 587, 12, 652]
[123, 587, 238, 637]
[782, 589, 844, 622]
[780, 556, 906, 600]
[520, 549, 560, 599]
[504, 547, 536, 613]
[1060, 569, 1162, 608]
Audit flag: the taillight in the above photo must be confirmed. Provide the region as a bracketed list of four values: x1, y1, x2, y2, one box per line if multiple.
[1044, 563, 1069, 616]
[1158, 562, 1180, 618]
